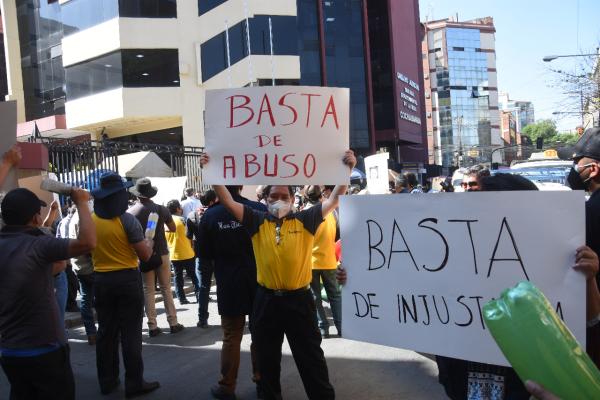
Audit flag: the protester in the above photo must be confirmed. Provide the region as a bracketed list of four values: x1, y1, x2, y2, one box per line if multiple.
[304, 185, 342, 338]
[462, 164, 490, 192]
[91, 172, 160, 397]
[202, 150, 356, 400]
[166, 199, 200, 305]
[196, 185, 267, 400]
[188, 189, 218, 328]
[181, 187, 201, 219]
[128, 178, 184, 337]
[66, 204, 98, 345]
[394, 176, 409, 193]
[0, 187, 95, 400]
[567, 126, 600, 367]
[404, 172, 422, 193]
[256, 185, 267, 204]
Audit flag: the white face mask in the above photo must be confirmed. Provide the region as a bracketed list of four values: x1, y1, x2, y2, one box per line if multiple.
[268, 200, 291, 219]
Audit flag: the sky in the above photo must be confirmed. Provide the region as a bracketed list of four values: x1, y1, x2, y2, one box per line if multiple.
[418, 0, 600, 132]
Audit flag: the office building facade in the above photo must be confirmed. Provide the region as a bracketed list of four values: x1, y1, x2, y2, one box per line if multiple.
[499, 92, 535, 133]
[2, 0, 426, 162]
[422, 16, 502, 167]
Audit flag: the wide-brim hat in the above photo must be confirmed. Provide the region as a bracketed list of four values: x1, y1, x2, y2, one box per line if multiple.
[91, 172, 133, 199]
[572, 127, 600, 161]
[129, 178, 158, 198]
[93, 190, 129, 219]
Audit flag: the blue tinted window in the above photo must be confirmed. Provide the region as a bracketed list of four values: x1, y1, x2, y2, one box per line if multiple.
[297, 0, 322, 86]
[198, 0, 228, 15]
[119, 0, 177, 18]
[200, 15, 298, 82]
[323, 0, 369, 150]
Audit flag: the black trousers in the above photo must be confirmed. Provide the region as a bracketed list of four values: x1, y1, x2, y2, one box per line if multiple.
[65, 264, 79, 311]
[251, 286, 335, 400]
[0, 345, 74, 400]
[94, 269, 145, 392]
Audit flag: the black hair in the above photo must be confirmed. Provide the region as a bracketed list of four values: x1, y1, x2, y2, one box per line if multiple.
[263, 185, 294, 197]
[304, 185, 322, 203]
[185, 187, 194, 197]
[323, 185, 335, 192]
[166, 199, 181, 214]
[404, 173, 418, 187]
[480, 174, 538, 192]
[225, 185, 243, 196]
[199, 190, 217, 206]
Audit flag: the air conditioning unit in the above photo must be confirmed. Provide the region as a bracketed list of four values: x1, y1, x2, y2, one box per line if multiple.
[427, 112, 432, 118]
[424, 74, 429, 79]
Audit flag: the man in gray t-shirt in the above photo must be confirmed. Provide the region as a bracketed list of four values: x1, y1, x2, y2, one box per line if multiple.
[127, 178, 183, 337]
[0, 187, 96, 400]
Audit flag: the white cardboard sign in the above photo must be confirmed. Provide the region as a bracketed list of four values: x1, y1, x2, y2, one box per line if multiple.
[364, 152, 389, 194]
[340, 191, 586, 366]
[203, 86, 350, 185]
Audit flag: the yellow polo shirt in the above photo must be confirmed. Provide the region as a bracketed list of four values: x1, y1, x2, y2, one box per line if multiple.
[166, 216, 195, 261]
[242, 204, 324, 290]
[311, 212, 337, 270]
[92, 213, 142, 272]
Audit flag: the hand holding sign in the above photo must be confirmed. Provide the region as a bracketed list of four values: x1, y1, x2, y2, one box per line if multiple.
[203, 86, 350, 185]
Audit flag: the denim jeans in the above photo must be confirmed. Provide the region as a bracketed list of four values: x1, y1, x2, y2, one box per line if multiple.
[196, 258, 214, 323]
[54, 271, 67, 329]
[172, 258, 200, 303]
[77, 273, 97, 336]
[309, 270, 342, 334]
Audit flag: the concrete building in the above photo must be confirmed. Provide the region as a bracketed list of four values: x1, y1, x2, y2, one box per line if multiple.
[422, 16, 502, 167]
[499, 92, 535, 133]
[500, 110, 522, 164]
[1, 0, 426, 162]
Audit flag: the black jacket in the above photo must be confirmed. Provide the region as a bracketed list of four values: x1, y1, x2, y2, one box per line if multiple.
[188, 196, 267, 316]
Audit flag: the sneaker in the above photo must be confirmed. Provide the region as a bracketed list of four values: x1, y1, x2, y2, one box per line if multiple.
[210, 384, 236, 400]
[125, 380, 160, 398]
[197, 320, 208, 329]
[87, 334, 97, 346]
[179, 299, 190, 305]
[170, 323, 185, 334]
[148, 327, 162, 338]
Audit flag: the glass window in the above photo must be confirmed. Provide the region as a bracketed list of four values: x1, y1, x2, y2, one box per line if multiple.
[65, 51, 122, 100]
[119, 0, 177, 18]
[297, 0, 322, 86]
[122, 49, 179, 87]
[65, 49, 179, 100]
[198, 0, 228, 15]
[62, 0, 119, 36]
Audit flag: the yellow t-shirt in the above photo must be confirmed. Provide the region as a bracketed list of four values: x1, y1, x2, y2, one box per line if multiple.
[311, 212, 337, 270]
[166, 216, 195, 261]
[92, 213, 141, 272]
[243, 204, 323, 290]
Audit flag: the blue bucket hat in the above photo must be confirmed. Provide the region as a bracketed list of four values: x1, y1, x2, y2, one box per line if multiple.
[91, 172, 132, 200]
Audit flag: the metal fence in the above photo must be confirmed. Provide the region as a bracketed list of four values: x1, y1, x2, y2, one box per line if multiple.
[38, 138, 207, 191]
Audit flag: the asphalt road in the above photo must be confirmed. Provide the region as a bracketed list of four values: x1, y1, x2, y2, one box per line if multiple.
[0, 290, 448, 400]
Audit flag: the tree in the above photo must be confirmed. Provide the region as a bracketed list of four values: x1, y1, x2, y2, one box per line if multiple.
[521, 120, 558, 143]
[521, 120, 580, 147]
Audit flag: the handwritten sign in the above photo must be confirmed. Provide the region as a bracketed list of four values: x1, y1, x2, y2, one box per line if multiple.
[203, 86, 350, 185]
[364, 153, 389, 194]
[340, 191, 586, 366]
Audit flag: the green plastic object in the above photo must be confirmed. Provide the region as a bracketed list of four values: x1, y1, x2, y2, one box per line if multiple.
[483, 281, 600, 399]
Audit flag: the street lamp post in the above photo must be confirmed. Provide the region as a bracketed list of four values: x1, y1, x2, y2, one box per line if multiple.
[542, 53, 598, 62]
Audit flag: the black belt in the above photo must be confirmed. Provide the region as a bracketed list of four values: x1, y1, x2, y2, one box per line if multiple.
[259, 284, 310, 297]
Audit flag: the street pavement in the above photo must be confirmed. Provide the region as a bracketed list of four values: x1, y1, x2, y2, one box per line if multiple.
[0, 287, 448, 400]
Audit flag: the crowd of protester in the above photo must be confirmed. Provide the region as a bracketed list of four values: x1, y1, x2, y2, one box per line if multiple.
[0, 129, 600, 400]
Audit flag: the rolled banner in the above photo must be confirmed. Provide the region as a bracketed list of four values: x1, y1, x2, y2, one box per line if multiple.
[483, 281, 600, 399]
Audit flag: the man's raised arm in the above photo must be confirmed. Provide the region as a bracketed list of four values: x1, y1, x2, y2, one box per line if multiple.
[322, 150, 356, 219]
[199, 153, 244, 222]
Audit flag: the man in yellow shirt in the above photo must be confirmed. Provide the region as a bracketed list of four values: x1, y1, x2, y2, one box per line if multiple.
[203, 150, 355, 400]
[304, 185, 341, 338]
[90, 172, 159, 398]
[165, 199, 199, 305]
